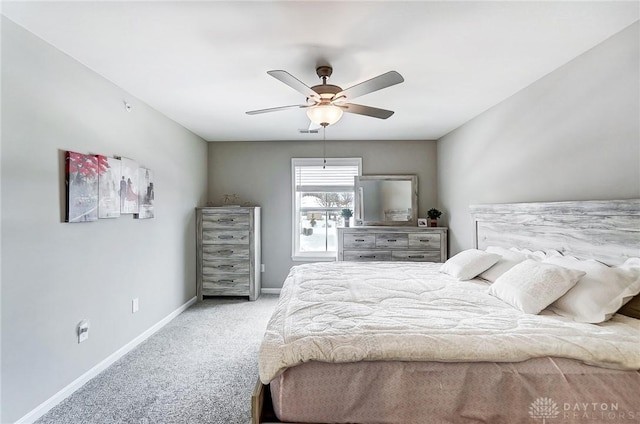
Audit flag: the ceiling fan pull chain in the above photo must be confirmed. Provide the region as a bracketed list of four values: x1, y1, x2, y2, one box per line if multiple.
[323, 126, 327, 169]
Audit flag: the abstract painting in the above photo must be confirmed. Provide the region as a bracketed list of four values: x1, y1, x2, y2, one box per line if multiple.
[119, 157, 139, 214]
[97, 155, 121, 219]
[65, 151, 99, 222]
[135, 167, 155, 219]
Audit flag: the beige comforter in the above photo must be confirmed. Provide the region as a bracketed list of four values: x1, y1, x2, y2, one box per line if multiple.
[259, 261, 640, 383]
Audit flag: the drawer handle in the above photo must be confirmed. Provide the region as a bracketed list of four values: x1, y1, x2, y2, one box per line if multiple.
[386, 239, 397, 242]
[217, 264, 234, 269]
[218, 249, 234, 255]
[360, 255, 376, 259]
[218, 279, 234, 283]
[408, 255, 425, 259]
[218, 218, 234, 222]
[418, 239, 432, 243]
[355, 239, 365, 242]
[218, 235, 234, 239]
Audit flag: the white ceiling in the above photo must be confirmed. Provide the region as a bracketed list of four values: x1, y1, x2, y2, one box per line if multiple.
[2, 1, 638, 142]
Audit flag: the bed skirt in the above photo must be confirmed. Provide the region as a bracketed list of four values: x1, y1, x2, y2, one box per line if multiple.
[254, 358, 640, 424]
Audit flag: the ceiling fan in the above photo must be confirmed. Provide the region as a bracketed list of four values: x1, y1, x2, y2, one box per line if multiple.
[246, 66, 404, 128]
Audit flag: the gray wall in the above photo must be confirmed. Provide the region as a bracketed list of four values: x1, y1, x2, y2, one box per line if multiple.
[438, 22, 640, 255]
[1, 18, 208, 422]
[208, 140, 437, 287]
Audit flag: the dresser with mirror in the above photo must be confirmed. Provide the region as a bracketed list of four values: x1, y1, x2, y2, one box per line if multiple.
[337, 174, 447, 263]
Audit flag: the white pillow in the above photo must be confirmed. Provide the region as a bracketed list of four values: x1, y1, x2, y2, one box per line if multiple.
[440, 249, 500, 281]
[479, 247, 528, 283]
[545, 256, 640, 323]
[488, 260, 585, 314]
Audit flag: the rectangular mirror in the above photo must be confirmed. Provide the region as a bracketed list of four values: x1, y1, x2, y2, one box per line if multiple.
[354, 175, 418, 226]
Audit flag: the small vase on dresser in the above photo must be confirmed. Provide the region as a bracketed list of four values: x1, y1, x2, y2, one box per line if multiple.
[196, 207, 261, 301]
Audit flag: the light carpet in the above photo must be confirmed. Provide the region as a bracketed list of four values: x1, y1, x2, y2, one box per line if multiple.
[35, 295, 279, 424]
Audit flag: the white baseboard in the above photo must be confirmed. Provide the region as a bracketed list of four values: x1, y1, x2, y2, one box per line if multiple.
[261, 288, 281, 295]
[16, 296, 197, 424]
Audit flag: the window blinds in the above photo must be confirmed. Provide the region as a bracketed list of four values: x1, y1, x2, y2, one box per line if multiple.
[294, 164, 359, 192]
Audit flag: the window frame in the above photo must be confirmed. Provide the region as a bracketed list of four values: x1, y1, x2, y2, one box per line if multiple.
[291, 157, 362, 261]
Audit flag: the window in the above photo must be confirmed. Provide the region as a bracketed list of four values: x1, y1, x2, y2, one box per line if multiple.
[291, 158, 362, 261]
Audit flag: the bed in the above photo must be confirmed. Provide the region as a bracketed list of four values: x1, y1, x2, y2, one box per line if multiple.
[252, 199, 640, 424]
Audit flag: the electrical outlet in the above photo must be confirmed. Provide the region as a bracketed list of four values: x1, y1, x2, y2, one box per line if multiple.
[77, 320, 90, 344]
[261, 264, 265, 272]
[132, 298, 139, 313]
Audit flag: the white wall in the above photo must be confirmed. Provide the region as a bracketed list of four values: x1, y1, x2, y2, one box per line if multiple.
[438, 22, 640, 255]
[1, 18, 208, 423]
[208, 140, 438, 287]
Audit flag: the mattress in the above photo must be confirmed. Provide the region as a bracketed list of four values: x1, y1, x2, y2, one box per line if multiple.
[270, 358, 640, 423]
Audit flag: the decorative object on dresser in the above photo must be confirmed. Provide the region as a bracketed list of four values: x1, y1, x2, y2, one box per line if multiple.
[340, 208, 353, 227]
[337, 226, 447, 262]
[426, 208, 442, 227]
[196, 207, 261, 301]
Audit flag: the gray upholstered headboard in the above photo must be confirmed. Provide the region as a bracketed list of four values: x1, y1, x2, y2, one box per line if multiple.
[469, 199, 640, 266]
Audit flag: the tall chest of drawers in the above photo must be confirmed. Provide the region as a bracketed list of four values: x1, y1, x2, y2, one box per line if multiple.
[337, 226, 447, 263]
[196, 207, 261, 301]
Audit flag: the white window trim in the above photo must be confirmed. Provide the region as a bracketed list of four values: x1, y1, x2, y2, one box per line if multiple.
[291, 157, 362, 261]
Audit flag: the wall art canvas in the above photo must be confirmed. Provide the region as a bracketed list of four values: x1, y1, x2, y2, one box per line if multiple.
[119, 157, 139, 214]
[65, 151, 99, 222]
[135, 167, 155, 219]
[97, 155, 121, 219]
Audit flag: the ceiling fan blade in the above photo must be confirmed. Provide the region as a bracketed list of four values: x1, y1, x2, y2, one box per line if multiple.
[246, 104, 307, 115]
[267, 70, 319, 100]
[336, 71, 404, 101]
[342, 103, 395, 119]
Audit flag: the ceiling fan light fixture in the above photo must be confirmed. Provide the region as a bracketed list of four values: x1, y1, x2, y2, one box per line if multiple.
[306, 104, 343, 126]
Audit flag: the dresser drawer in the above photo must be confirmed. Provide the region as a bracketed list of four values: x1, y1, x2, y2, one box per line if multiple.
[375, 233, 409, 249]
[343, 234, 376, 249]
[392, 250, 441, 262]
[408, 233, 441, 249]
[202, 230, 250, 245]
[202, 213, 249, 230]
[202, 245, 249, 260]
[202, 277, 250, 296]
[343, 250, 392, 261]
[202, 259, 249, 275]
